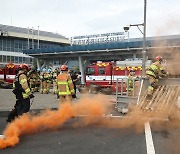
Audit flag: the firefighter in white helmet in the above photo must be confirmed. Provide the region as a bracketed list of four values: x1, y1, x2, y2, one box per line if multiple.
[57, 65, 75, 103]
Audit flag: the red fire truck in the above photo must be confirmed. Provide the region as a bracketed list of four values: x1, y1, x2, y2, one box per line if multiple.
[0, 63, 19, 88]
[83, 59, 151, 94]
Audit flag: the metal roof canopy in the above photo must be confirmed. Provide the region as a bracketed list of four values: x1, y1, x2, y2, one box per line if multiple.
[23, 35, 180, 60]
[0, 24, 70, 45]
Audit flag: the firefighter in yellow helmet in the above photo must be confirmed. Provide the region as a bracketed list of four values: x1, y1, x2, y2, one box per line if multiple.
[146, 56, 169, 100]
[12, 64, 34, 116]
[57, 65, 75, 103]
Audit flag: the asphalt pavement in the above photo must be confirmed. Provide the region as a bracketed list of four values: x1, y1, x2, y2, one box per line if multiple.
[0, 117, 147, 154]
[0, 89, 180, 153]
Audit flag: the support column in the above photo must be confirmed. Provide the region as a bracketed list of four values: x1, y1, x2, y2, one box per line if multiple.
[44, 60, 50, 69]
[36, 58, 41, 70]
[78, 56, 85, 84]
[133, 53, 137, 59]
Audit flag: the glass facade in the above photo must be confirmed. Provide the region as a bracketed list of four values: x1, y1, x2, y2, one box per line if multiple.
[0, 36, 62, 64]
[0, 36, 61, 52]
[0, 54, 33, 64]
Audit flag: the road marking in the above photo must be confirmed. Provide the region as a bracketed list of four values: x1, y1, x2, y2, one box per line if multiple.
[0, 135, 5, 139]
[144, 121, 155, 154]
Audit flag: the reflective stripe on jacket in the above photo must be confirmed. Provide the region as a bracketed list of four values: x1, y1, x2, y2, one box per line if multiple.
[146, 61, 166, 78]
[44, 73, 51, 82]
[128, 74, 134, 89]
[18, 71, 31, 99]
[57, 72, 75, 95]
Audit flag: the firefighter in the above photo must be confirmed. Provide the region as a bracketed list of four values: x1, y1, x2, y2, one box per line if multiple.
[34, 69, 41, 92]
[52, 68, 58, 94]
[128, 68, 135, 96]
[146, 56, 169, 100]
[42, 69, 48, 94]
[46, 68, 52, 93]
[40, 68, 46, 94]
[57, 65, 75, 103]
[12, 64, 34, 116]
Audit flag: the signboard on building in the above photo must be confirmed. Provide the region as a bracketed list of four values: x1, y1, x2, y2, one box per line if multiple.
[70, 32, 127, 45]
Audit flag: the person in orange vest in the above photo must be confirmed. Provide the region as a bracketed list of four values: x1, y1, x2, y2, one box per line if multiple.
[57, 65, 75, 103]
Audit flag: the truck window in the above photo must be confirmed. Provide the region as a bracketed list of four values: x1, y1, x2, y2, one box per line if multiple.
[87, 68, 95, 75]
[98, 67, 105, 75]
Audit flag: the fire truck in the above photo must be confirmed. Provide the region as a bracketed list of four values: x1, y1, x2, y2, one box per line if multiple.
[0, 63, 19, 88]
[83, 59, 151, 94]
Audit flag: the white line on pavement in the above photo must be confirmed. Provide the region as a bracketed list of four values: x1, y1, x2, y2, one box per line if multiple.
[0, 135, 5, 139]
[145, 121, 155, 154]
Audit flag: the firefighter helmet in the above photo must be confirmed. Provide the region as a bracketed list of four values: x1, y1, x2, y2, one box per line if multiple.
[19, 63, 29, 70]
[60, 65, 68, 71]
[130, 68, 135, 72]
[129, 68, 135, 76]
[47, 68, 52, 73]
[156, 56, 163, 62]
[42, 68, 46, 72]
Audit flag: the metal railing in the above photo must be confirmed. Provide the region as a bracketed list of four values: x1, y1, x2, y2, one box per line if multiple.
[115, 77, 142, 96]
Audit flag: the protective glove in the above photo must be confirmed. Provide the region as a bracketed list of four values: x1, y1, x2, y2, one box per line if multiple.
[29, 94, 35, 99]
[72, 94, 77, 98]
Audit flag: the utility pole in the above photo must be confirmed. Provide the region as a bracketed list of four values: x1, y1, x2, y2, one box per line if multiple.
[123, 0, 147, 76]
[142, 0, 147, 77]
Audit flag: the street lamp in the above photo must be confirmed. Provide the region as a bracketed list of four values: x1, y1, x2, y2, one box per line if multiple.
[123, 0, 147, 77]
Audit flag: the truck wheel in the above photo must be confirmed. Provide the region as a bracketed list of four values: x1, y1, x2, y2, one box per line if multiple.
[101, 88, 112, 95]
[78, 86, 88, 93]
[89, 85, 100, 94]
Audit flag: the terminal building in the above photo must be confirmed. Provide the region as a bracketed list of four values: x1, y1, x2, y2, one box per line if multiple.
[0, 24, 70, 65]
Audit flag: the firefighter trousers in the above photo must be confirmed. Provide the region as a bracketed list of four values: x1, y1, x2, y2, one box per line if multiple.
[42, 81, 48, 94]
[53, 81, 57, 94]
[18, 98, 30, 116]
[59, 95, 72, 103]
[147, 75, 158, 97]
[47, 81, 51, 93]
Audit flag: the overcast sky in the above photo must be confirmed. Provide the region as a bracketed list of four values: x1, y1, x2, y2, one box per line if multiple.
[0, 0, 180, 38]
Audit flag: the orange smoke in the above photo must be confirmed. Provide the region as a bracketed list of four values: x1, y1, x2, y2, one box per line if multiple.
[0, 94, 180, 149]
[0, 94, 111, 149]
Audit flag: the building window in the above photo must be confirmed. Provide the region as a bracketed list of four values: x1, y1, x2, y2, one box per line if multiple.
[11, 56, 14, 63]
[7, 56, 10, 63]
[15, 57, 18, 63]
[2, 55, 6, 62]
[19, 57, 22, 63]
[0, 55, 2, 62]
